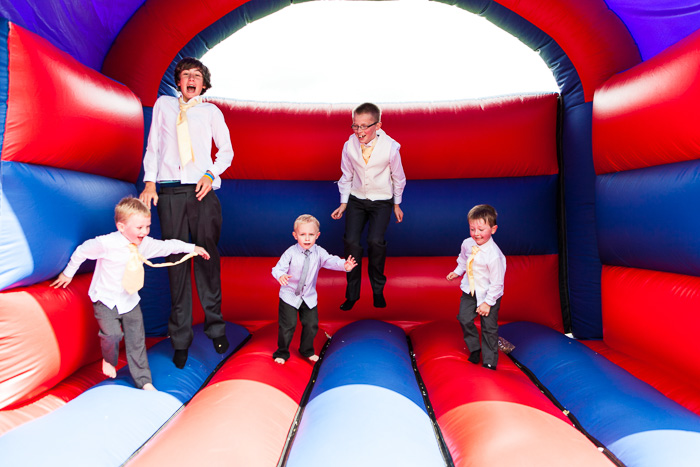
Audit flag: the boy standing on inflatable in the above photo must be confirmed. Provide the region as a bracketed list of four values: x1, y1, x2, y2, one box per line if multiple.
[331, 102, 406, 311]
[139, 57, 233, 369]
[51, 197, 210, 389]
[271, 214, 357, 364]
[446, 204, 506, 370]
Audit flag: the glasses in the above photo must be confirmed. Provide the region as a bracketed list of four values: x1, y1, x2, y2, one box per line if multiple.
[351, 122, 378, 131]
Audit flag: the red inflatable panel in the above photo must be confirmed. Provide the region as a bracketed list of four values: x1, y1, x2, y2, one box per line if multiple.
[410, 321, 613, 466]
[2, 23, 143, 183]
[0, 275, 101, 409]
[196, 254, 563, 335]
[584, 340, 700, 416]
[213, 95, 559, 180]
[497, 0, 640, 102]
[593, 29, 700, 175]
[130, 323, 325, 466]
[601, 266, 700, 394]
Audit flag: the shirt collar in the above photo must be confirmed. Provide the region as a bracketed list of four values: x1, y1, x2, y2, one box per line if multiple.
[295, 244, 316, 254]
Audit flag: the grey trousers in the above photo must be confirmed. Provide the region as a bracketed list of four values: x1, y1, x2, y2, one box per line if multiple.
[457, 293, 501, 367]
[93, 301, 152, 388]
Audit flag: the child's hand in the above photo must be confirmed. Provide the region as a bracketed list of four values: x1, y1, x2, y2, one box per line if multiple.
[476, 303, 491, 316]
[446, 272, 459, 281]
[51, 273, 72, 289]
[344, 255, 358, 272]
[278, 274, 292, 286]
[194, 246, 211, 260]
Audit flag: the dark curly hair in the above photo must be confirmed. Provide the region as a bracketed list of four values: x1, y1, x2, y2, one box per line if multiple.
[174, 57, 212, 95]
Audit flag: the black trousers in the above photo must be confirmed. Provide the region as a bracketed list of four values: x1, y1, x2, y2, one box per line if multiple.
[157, 185, 225, 350]
[457, 293, 501, 367]
[273, 299, 318, 360]
[343, 195, 393, 300]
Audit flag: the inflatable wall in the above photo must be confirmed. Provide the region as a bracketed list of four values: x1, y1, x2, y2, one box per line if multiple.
[1, 0, 700, 466]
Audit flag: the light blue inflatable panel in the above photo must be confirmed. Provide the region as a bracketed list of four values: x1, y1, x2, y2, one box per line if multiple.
[500, 321, 700, 467]
[0, 322, 249, 467]
[0, 160, 135, 291]
[286, 319, 446, 467]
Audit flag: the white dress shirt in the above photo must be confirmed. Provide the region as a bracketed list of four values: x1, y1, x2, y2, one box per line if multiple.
[338, 129, 406, 204]
[271, 243, 346, 309]
[62, 231, 195, 314]
[142, 95, 234, 189]
[452, 237, 506, 306]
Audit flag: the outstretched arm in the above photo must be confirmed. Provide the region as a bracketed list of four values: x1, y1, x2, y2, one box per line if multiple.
[344, 255, 357, 271]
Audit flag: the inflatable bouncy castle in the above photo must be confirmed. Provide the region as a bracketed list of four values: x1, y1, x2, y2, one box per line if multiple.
[1, 1, 700, 466]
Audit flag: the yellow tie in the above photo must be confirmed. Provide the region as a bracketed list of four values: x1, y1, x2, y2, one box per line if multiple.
[123, 243, 145, 295]
[122, 243, 200, 295]
[361, 143, 374, 164]
[177, 97, 200, 168]
[467, 245, 480, 296]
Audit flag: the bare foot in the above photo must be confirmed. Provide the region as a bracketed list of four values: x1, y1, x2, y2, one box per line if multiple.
[274, 357, 286, 365]
[308, 355, 319, 362]
[102, 360, 117, 378]
[142, 383, 156, 391]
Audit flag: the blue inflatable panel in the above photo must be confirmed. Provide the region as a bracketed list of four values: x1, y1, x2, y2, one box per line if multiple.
[0, 161, 136, 291]
[0, 19, 8, 152]
[217, 176, 559, 258]
[287, 320, 445, 467]
[0, 322, 249, 467]
[500, 321, 700, 467]
[99, 321, 250, 403]
[0, 0, 143, 70]
[561, 103, 602, 338]
[597, 158, 700, 277]
[605, 0, 700, 61]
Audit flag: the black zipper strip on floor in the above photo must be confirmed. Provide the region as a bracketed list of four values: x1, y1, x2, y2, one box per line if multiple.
[276, 336, 332, 467]
[406, 335, 456, 467]
[121, 332, 252, 466]
[506, 352, 627, 467]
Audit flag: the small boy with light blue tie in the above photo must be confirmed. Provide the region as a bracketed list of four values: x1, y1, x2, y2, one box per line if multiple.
[271, 214, 357, 364]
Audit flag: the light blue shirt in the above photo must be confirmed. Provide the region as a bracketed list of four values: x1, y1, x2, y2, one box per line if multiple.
[271, 243, 346, 309]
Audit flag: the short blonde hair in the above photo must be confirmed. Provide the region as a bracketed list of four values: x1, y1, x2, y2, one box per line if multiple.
[468, 204, 498, 227]
[115, 196, 150, 224]
[294, 214, 320, 232]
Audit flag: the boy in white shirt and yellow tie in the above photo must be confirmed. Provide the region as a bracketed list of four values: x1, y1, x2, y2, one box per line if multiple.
[139, 57, 233, 369]
[52, 197, 209, 389]
[331, 102, 407, 310]
[271, 215, 357, 364]
[446, 204, 506, 370]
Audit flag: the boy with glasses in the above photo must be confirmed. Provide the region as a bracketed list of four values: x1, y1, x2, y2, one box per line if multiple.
[331, 102, 407, 310]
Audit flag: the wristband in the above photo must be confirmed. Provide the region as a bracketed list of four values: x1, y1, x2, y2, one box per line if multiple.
[204, 171, 215, 182]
